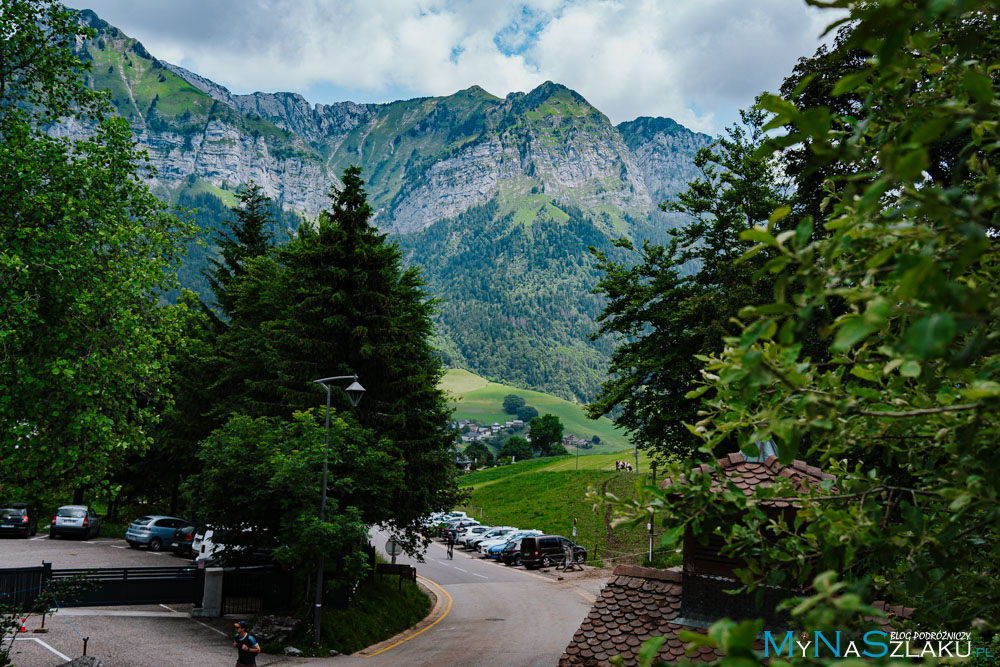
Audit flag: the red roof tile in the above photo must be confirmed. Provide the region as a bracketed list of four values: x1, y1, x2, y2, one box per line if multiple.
[659, 452, 834, 503]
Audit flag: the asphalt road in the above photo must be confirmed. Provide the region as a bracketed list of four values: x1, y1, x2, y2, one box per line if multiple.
[1, 531, 603, 666]
[336, 530, 598, 667]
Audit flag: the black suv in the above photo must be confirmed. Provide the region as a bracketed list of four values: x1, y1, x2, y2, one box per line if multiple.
[519, 535, 586, 569]
[0, 503, 38, 538]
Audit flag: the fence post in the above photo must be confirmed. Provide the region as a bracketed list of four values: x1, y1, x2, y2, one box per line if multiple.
[41, 561, 52, 587]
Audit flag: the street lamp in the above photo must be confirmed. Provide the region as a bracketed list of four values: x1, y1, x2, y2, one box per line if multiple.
[311, 374, 365, 647]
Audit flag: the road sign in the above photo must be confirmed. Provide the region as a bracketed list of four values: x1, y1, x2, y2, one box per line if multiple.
[386, 539, 403, 556]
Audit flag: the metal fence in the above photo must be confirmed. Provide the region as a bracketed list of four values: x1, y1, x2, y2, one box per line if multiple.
[221, 566, 295, 615]
[0, 564, 50, 611]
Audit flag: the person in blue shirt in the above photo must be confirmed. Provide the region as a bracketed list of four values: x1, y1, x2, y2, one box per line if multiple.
[232, 620, 260, 665]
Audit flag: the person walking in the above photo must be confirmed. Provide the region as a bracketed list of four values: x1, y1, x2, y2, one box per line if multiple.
[447, 532, 455, 559]
[232, 620, 260, 666]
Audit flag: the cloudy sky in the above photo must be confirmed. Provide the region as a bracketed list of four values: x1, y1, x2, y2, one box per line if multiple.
[64, 0, 841, 135]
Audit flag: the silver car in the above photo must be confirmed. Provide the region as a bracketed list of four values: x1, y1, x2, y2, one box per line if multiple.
[49, 505, 100, 540]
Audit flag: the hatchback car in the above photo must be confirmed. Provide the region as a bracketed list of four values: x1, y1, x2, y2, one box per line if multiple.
[50, 505, 100, 540]
[168, 524, 199, 557]
[125, 515, 190, 551]
[0, 503, 38, 538]
[519, 534, 587, 569]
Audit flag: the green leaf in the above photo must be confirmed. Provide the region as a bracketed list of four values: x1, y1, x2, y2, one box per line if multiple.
[831, 70, 872, 96]
[900, 360, 922, 377]
[768, 205, 791, 225]
[850, 365, 879, 382]
[740, 228, 779, 247]
[895, 147, 928, 181]
[905, 314, 956, 358]
[963, 69, 994, 104]
[793, 217, 813, 249]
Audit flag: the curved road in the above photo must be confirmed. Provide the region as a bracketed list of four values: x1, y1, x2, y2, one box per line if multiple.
[340, 530, 596, 666]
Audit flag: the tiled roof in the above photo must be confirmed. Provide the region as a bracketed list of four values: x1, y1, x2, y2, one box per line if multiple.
[560, 566, 913, 666]
[660, 453, 835, 506]
[559, 565, 764, 666]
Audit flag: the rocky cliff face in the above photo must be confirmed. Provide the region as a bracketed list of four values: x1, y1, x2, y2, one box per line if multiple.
[78, 10, 710, 238]
[71, 10, 716, 401]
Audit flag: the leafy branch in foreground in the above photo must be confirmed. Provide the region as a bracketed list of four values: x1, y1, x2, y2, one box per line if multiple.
[601, 0, 1000, 663]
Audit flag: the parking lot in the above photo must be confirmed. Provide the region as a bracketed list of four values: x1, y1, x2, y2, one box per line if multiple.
[0, 532, 195, 570]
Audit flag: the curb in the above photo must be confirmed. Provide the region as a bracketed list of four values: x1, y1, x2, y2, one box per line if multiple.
[351, 575, 452, 658]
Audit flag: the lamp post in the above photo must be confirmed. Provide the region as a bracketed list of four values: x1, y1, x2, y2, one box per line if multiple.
[311, 375, 365, 647]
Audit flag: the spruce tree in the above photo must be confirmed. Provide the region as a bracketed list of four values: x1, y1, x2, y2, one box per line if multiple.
[263, 167, 460, 543]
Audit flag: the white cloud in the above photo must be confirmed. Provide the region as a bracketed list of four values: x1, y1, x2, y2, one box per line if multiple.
[65, 0, 841, 134]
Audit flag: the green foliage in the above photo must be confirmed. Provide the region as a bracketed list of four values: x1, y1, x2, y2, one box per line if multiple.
[606, 0, 1000, 657]
[529, 413, 564, 457]
[184, 411, 380, 575]
[209, 166, 461, 551]
[0, 0, 194, 495]
[588, 107, 789, 460]
[502, 394, 526, 414]
[516, 405, 539, 422]
[499, 436, 533, 462]
[292, 562, 430, 655]
[400, 199, 628, 403]
[463, 441, 494, 468]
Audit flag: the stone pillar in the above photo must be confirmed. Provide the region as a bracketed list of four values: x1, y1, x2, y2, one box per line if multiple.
[191, 568, 224, 617]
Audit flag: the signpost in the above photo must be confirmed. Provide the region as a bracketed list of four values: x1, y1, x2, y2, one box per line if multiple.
[386, 538, 403, 565]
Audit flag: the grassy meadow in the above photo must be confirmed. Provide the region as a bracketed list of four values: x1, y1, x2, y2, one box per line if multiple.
[440, 368, 631, 452]
[457, 459, 674, 567]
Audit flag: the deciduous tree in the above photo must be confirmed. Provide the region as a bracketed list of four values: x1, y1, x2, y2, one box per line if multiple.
[0, 0, 193, 495]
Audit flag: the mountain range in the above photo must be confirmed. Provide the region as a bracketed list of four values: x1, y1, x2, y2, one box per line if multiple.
[68, 9, 713, 403]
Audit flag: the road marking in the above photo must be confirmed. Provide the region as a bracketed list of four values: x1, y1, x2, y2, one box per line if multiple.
[31, 536, 46, 541]
[81, 541, 95, 544]
[13, 637, 71, 661]
[111, 545, 127, 549]
[160, 604, 178, 613]
[453, 567, 467, 573]
[472, 572, 489, 579]
[363, 575, 452, 658]
[148, 552, 164, 556]
[189, 617, 227, 637]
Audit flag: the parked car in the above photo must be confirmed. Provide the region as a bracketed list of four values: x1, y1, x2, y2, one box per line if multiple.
[168, 524, 200, 557]
[479, 529, 541, 555]
[499, 538, 524, 566]
[125, 515, 190, 551]
[0, 503, 38, 538]
[192, 526, 273, 566]
[457, 525, 491, 547]
[469, 526, 518, 551]
[440, 519, 480, 540]
[49, 505, 100, 540]
[519, 534, 587, 569]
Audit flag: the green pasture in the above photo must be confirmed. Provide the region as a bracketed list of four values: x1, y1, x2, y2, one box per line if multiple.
[440, 369, 631, 451]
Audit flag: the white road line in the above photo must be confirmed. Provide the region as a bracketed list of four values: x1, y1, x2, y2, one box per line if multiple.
[453, 567, 467, 573]
[160, 604, 178, 613]
[472, 572, 489, 579]
[148, 551, 164, 556]
[81, 541, 95, 544]
[111, 545, 127, 549]
[189, 618, 227, 637]
[30, 536, 46, 541]
[13, 637, 71, 661]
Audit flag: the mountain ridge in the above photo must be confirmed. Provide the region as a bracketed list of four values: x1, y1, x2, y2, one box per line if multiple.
[69, 10, 714, 401]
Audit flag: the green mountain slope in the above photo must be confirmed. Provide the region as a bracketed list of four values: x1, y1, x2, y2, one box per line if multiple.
[441, 369, 630, 451]
[69, 10, 712, 402]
